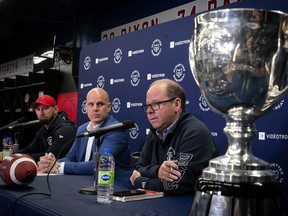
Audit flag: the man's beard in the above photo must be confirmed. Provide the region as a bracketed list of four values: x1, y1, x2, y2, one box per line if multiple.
[41, 114, 56, 125]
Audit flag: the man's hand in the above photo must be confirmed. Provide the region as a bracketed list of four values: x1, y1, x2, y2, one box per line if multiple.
[158, 160, 181, 182]
[38, 153, 59, 173]
[130, 170, 142, 185]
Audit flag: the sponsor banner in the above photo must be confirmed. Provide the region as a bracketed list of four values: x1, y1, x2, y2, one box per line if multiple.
[101, 0, 240, 40]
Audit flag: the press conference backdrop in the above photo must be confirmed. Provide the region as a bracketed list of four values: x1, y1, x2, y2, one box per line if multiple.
[77, 0, 288, 200]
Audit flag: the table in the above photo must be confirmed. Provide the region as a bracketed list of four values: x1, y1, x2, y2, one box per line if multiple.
[0, 175, 193, 216]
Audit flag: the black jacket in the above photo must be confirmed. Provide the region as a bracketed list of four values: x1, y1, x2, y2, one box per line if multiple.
[134, 112, 217, 195]
[18, 111, 76, 162]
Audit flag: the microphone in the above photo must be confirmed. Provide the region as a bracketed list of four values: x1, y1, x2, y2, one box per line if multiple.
[0, 117, 26, 132]
[8, 119, 50, 130]
[76, 120, 135, 138]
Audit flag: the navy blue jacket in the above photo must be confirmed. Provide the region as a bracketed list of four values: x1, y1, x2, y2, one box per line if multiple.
[134, 112, 217, 195]
[59, 115, 131, 179]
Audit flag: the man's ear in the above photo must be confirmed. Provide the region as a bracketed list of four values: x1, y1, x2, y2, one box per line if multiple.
[174, 98, 181, 112]
[54, 105, 59, 113]
[107, 102, 112, 111]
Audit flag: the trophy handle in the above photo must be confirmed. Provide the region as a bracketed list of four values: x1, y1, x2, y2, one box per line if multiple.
[283, 17, 288, 52]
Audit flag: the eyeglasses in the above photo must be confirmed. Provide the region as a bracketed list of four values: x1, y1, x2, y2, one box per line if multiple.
[142, 98, 176, 112]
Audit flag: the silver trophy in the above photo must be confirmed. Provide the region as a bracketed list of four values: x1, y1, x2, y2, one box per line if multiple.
[189, 8, 288, 215]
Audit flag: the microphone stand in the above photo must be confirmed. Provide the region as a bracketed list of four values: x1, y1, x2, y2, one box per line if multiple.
[79, 137, 101, 195]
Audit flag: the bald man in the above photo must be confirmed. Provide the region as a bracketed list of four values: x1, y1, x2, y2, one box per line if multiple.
[39, 88, 130, 178]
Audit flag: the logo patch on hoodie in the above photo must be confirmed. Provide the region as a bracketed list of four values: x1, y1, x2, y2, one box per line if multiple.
[47, 136, 53, 145]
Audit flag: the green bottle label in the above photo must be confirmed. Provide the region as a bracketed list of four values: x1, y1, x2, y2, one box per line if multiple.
[98, 171, 114, 185]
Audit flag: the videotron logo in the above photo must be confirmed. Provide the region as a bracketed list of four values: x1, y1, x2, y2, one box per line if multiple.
[130, 70, 140, 86]
[258, 132, 265, 140]
[126, 102, 143, 108]
[110, 78, 124, 85]
[95, 57, 108, 64]
[173, 63, 185, 82]
[80, 83, 92, 89]
[151, 39, 162, 56]
[128, 49, 144, 57]
[112, 98, 121, 113]
[146, 73, 165, 80]
[97, 76, 105, 88]
[113, 48, 122, 64]
[258, 131, 288, 140]
[170, 39, 190, 49]
[83, 56, 91, 70]
[129, 123, 139, 139]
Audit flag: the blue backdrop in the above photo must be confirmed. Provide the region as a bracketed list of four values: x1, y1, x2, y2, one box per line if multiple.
[77, 0, 288, 202]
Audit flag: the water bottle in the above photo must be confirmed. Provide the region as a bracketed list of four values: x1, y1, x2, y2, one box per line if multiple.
[97, 149, 115, 204]
[5, 137, 13, 156]
[2, 137, 9, 158]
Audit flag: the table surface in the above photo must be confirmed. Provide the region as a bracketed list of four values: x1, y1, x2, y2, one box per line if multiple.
[0, 174, 193, 216]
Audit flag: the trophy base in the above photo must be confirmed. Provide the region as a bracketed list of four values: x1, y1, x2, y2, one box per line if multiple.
[189, 178, 285, 216]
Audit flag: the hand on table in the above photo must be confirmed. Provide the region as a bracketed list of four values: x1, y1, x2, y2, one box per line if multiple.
[158, 160, 181, 182]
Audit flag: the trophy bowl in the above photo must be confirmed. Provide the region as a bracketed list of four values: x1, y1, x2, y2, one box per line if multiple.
[189, 8, 288, 184]
[189, 8, 288, 216]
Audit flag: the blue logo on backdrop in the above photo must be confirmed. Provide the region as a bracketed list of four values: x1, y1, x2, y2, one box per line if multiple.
[81, 100, 87, 114]
[129, 123, 139, 139]
[114, 48, 123, 64]
[97, 76, 105, 88]
[112, 98, 121, 113]
[173, 63, 185, 82]
[151, 39, 162, 56]
[130, 70, 140, 86]
[84, 56, 91, 70]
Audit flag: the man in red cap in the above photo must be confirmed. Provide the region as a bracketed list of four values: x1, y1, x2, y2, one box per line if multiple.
[15, 94, 76, 162]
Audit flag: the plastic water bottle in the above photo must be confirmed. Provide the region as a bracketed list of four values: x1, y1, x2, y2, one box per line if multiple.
[97, 149, 115, 204]
[6, 137, 14, 155]
[2, 137, 8, 158]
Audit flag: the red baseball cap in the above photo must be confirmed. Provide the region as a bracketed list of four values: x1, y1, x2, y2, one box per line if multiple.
[31, 95, 57, 108]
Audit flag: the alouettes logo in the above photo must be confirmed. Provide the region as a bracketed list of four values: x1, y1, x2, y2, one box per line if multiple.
[151, 39, 162, 56]
[173, 63, 185, 82]
[130, 70, 140, 87]
[114, 48, 123, 64]
[129, 123, 139, 139]
[112, 98, 121, 113]
[84, 56, 91, 70]
[97, 76, 105, 88]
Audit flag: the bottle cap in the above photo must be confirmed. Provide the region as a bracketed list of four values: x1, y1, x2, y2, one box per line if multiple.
[104, 149, 112, 153]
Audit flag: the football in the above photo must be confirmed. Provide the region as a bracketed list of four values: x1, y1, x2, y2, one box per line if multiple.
[0, 154, 37, 186]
